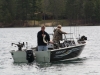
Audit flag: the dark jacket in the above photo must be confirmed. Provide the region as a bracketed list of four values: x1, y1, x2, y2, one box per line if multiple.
[37, 30, 50, 46]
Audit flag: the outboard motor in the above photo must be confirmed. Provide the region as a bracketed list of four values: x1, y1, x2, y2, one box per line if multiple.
[78, 35, 87, 44]
[79, 35, 87, 41]
[26, 50, 34, 63]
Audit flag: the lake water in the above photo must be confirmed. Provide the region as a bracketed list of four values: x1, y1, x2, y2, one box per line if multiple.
[0, 26, 100, 75]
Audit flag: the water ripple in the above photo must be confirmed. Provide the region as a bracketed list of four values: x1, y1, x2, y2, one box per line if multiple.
[0, 26, 100, 75]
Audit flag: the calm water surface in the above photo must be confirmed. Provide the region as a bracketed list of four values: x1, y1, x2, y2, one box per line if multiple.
[0, 26, 100, 75]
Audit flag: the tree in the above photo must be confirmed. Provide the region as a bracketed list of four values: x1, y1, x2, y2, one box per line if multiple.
[94, 0, 100, 23]
[0, 0, 15, 25]
[83, 0, 95, 23]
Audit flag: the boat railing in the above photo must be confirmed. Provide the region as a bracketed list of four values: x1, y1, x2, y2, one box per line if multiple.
[49, 33, 78, 45]
[48, 33, 79, 49]
[63, 33, 78, 45]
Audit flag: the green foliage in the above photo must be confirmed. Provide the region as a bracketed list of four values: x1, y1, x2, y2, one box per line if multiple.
[0, 0, 42, 25]
[94, 0, 100, 22]
[0, 0, 14, 24]
[0, 0, 100, 26]
[65, 0, 100, 24]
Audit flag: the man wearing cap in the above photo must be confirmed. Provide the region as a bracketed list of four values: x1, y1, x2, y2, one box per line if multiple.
[53, 25, 67, 48]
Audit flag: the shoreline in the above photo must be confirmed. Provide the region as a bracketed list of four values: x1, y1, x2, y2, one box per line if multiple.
[0, 20, 100, 28]
[0, 25, 100, 28]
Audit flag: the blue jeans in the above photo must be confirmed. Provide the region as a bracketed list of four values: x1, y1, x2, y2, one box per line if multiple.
[38, 46, 48, 51]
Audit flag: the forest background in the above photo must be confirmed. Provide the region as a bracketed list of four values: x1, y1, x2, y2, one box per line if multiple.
[0, 0, 100, 27]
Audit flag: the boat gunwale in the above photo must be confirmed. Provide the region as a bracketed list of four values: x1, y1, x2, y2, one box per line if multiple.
[49, 43, 86, 52]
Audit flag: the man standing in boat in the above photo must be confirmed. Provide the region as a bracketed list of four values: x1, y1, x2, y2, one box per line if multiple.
[37, 25, 51, 51]
[53, 25, 67, 48]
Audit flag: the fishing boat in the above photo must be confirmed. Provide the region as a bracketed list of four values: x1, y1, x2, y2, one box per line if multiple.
[10, 33, 87, 63]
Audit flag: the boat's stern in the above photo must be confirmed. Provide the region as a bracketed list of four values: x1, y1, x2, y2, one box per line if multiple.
[35, 51, 51, 62]
[10, 50, 28, 63]
[10, 49, 34, 63]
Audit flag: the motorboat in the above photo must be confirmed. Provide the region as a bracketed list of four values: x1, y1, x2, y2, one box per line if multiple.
[10, 33, 87, 63]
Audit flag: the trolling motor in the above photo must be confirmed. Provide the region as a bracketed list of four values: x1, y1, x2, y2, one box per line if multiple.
[78, 35, 87, 44]
[79, 35, 87, 41]
[12, 42, 25, 51]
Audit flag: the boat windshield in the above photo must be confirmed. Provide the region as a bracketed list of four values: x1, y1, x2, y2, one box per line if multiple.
[63, 33, 78, 45]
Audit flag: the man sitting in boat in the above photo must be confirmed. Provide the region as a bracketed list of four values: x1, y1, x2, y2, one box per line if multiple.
[53, 25, 67, 49]
[37, 25, 53, 51]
